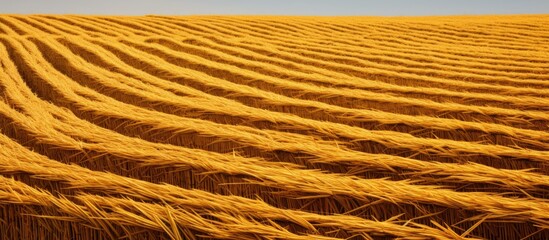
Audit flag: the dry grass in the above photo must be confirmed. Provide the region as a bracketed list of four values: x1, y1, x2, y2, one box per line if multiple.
[0, 14, 548, 239]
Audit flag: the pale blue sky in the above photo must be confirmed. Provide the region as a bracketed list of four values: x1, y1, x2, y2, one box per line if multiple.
[2, 0, 549, 16]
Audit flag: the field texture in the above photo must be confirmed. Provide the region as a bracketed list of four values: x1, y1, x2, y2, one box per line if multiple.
[0, 15, 548, 239]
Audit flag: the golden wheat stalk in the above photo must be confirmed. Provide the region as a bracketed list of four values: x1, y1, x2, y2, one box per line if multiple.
[53, 35, 549, 149]
[0, 176, 341, 240]
[1, 80, 548, 231]
[1, 42, 548, 198]
[1, 15, 548, 239]
[7, 34, 549, 171]
[0, 133, 469, 239]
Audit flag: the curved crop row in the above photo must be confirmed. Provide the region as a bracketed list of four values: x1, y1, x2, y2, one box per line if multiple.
[1, 15, 548, 239]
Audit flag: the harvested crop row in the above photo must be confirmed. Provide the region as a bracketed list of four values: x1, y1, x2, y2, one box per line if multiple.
[176, 17, 549, 68]
[142, 36, 549, 110]
[129, 17, 549, 82]
[186, 16, 543, 84]
[66, 15, 549, 66]
[57, 35, 549, 150]
[56, 15, 549, 74]
[163, 16, 549, 71]
[23, 15, 549, 97]
[0, 133, 470, 240]
[2, 43, 549, 238]
[31, 35, 549, 161]
[201, 22, 549, 92]
[1, 15, 548, 239]
[2, 42, 543, 203]
[4, 36, 549, 185]
[42, 16, 123, 36]
[106, 37, 549, 126]
[0, 99, 546, 238]
[88, 35, 549, 134]
[0, 176, 341, 240]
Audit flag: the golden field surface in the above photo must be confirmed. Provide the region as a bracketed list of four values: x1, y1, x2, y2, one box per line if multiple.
[0, 15, 548, 239]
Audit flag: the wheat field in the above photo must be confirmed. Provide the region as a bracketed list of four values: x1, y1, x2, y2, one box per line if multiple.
[0, 14, 548, 239]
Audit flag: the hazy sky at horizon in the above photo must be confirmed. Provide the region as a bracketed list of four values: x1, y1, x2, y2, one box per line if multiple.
[2, 0, 549, 16]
